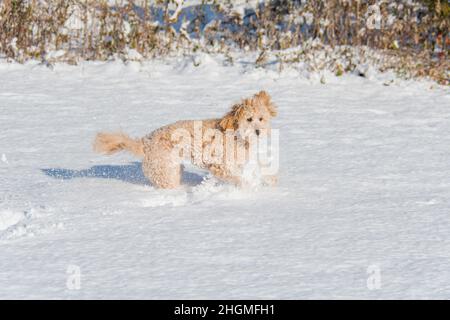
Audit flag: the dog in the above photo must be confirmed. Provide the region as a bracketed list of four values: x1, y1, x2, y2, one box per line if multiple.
[93, 90, 278, 189]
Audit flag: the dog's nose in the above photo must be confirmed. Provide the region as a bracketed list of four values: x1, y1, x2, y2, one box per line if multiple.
[255, 130, 260, 136]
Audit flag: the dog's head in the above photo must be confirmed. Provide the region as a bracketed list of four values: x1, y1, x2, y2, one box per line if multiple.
[219, 90, 277, 138]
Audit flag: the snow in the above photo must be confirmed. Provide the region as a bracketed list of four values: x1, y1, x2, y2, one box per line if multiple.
[0, 210, 24, 231]
[0, 54, 449, 299]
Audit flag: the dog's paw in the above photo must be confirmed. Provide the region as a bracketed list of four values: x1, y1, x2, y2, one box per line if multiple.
[262, 175, 278, 186]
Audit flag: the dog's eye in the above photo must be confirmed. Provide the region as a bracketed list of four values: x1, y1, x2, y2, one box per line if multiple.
[259, 117, 263, 121]
[247, 117, 253, 122]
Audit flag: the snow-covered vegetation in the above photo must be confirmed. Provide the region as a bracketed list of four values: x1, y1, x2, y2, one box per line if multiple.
[0, 0, 448, 84]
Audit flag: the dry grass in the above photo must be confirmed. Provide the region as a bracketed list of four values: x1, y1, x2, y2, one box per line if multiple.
[0, 0, 448, 84]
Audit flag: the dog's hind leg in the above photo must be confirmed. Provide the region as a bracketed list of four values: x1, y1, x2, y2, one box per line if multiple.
[142, 145, 182, 189]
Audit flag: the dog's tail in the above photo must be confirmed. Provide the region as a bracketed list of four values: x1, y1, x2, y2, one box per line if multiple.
[93, 132, 144, 157]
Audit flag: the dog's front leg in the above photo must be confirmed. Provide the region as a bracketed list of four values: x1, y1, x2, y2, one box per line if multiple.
[208, 165, 243, 187]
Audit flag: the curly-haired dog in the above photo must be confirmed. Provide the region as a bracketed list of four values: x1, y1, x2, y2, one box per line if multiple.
[93, 91, 278, 189]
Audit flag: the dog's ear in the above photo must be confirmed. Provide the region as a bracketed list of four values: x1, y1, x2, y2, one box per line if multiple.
[255, 90, 277, 117]
[219, 112, 235, 131]
[219, 102, 247, 131]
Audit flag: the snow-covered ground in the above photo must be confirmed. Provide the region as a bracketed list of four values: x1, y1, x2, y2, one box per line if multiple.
[0, 54, 449, 299]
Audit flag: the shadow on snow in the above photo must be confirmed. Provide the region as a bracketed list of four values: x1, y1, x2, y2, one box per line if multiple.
[41, 162, 205, 187]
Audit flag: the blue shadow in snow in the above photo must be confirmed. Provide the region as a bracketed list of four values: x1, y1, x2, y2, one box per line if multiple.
[42, 162, 205, 186]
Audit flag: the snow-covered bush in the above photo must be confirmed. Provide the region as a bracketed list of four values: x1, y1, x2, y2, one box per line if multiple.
[0, 0, 448, 84]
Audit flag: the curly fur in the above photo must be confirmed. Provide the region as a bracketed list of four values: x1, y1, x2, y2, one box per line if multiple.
[94, 132, 144, 156]
[93, 91, 277, 189]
